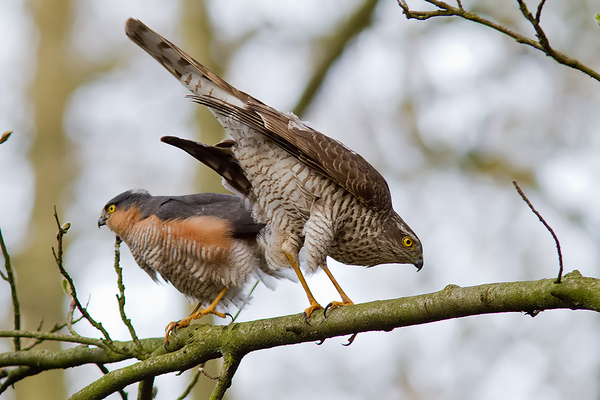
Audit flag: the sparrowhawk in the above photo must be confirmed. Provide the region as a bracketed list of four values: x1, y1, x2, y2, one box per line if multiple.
[98, 189, 285, 341]
[125, 18, 424, 319]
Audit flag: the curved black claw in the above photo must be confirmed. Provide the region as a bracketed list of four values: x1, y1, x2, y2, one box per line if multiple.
[342, 333, 358, 346]
[225, 312, 234, 321]
[315, 338, 326, 345]
[303, 311, 312, 326]
[324, 302, 334, 318]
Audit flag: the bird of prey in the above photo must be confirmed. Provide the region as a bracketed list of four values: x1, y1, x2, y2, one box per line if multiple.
[125, 18, 423, 319]
[98, 189, 283, 341]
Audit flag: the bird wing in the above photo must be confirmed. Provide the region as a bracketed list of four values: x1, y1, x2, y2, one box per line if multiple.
[161, 136, 252, 199]
[126, 18, 392, 211]
[144, 193, 263, 238]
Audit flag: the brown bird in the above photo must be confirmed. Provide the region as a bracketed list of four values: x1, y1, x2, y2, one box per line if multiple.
[98, 189, 283, 341]
[125, 18, 423, 319]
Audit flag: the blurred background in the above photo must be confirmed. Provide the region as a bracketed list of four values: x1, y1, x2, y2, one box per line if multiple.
[1, 0, 600, 399]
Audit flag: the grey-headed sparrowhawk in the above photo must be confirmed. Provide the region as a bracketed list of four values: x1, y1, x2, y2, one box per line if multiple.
[98, 189, 284, 341]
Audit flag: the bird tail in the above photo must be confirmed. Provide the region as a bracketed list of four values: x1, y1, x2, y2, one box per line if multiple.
[161, 135, 252, 198]
[125, 18, 249, 108]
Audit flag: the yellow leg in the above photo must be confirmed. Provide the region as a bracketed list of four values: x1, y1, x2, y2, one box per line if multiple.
[164, 287, 228, 346]
[285, 252, 323, 321]
[321, 264, 354, 316]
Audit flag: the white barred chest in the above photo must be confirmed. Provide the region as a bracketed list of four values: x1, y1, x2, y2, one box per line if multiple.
[122, 219, 258, 307]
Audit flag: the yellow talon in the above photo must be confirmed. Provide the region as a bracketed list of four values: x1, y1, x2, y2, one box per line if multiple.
[164, 287, 228, 347]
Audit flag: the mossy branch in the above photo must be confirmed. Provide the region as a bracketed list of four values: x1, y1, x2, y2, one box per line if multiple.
[3, 271, 597, 398]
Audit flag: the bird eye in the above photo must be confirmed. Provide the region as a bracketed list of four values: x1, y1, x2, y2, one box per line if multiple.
[107, 204, 116, 213]
[402, 236, 414, 248]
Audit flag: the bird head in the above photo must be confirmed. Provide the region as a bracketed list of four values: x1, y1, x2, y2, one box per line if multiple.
[383, 212, 424, 271]
[98, 189, 151, 233]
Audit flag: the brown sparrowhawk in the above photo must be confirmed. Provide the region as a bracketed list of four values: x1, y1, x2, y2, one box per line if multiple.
[125, 18, 423, 319]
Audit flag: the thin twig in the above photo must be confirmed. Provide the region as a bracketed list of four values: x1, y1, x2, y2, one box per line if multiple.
[230, 280, 260, 323]
[209, 353, 242, 400]
[512, 181, 564, 283]
[0, 227, 21, 350]
[0, 329, 111, 347]
[177, 369, 202, 400]
[199, 362, 220, 381]
[21, 315, 85, 351]
[534, 0, 547, 23]
[113, 237, 147, 358]
[51, 208, 128, 356]
[397, 0, 600, 82]
[516, 0, 552, 54]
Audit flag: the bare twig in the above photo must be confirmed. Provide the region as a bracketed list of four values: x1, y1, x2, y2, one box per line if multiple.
[176, 369, 202, 400]
[113, 237, 147, 358]
[0, 131, 11, 145]
[512, 181, 564, 283]
[199, 362, 220, 381]
[21, 315, 85, 351]
[0, 330, 111, 347]
[0, 227, 21, 350]
[397, 0, 600, 82]
[516, 0, 553, 54]
[51, 208, 128, 356]
[230, 280, 260, 323]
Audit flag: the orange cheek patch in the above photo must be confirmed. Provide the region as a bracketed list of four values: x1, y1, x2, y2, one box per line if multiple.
[106, 207, 142, 238]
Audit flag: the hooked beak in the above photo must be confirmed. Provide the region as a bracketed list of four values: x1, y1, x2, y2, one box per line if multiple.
[98, 213, 107, 228]
[414, 257, 424, 272]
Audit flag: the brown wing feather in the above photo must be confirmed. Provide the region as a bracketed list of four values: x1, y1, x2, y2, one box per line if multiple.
[191, 95, 392, 211]
[127, 18, 392, 211]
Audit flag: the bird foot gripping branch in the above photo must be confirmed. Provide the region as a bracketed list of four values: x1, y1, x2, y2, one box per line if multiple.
[164, 287, 229, 346]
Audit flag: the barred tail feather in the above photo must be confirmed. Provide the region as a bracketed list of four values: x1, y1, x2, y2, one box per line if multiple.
[125, 18, 248, 108]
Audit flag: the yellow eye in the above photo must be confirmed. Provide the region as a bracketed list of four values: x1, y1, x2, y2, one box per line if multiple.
[402, 236, 414, 249]
[107, 204, 116, 213]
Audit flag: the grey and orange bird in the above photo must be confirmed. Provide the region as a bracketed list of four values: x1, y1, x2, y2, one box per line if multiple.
[98, 189, 283, 341]
[125, 18, 423, 319]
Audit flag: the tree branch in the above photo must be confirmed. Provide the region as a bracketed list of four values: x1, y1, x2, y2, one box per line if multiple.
[56, 271, 597, 399]
[113, 237, 147, 358]
[398, 0, 600, 82]
[513, 181, 564, 283]
[51, 210, 130, 357]
[2, 272, 597, 397]
[0, 227, 21, 350]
